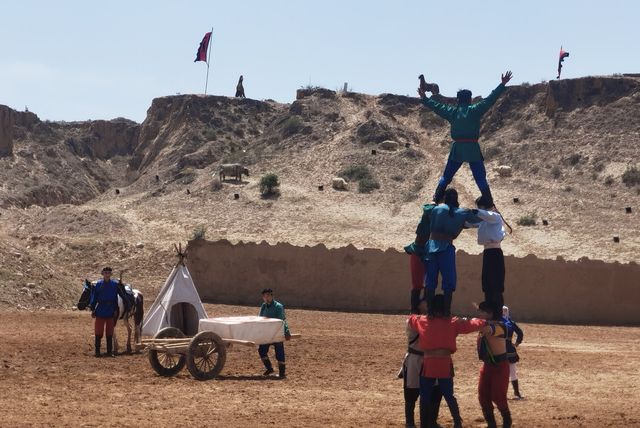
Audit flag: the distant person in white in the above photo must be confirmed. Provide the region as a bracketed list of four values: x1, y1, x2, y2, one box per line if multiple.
[469, 195, 507, 319]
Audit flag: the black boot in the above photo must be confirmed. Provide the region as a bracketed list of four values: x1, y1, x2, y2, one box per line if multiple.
[426, 289, 436, 317]
[94, 336, 101, 357]
[448, 396, 463, 428]
[262, 358, 274, 375]
[403, 388, 419, 428]
[410, 289, 422, 313]
[106, 336, 115, 357]
[433, 185, 446, 204]
[482, 408, 498, 428]
[481, 187, 494, 208]
[512, 380, 522, 399]
[278, 361, 286, 379]
[500, 409, 512, 428]
[443, 290, 453, 317]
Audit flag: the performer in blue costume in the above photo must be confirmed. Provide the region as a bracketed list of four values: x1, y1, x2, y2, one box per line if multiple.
[424, 188, 482, 316]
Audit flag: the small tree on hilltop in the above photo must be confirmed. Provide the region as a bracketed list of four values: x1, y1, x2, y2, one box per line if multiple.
[260, 173, 280, 196]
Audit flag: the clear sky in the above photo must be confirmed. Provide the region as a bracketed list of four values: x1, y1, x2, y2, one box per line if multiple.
[1, 0, 638, 122]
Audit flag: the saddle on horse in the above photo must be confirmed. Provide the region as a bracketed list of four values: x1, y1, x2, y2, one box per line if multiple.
[118, 283, 135, 315]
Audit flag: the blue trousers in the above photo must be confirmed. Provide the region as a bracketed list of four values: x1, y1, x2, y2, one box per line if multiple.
[438, 158, 489, 193]
[426, 246, 457, 292]
[258, 342, 285, 363]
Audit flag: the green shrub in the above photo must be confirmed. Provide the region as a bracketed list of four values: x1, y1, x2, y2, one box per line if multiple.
[517, 212, 537, 226]
[358, 177, 380, 194]
[191, 225, 206, 240]
[622, 166, 640, 187]
[282, 116, 303, 137]
[260, 173, 280, 196]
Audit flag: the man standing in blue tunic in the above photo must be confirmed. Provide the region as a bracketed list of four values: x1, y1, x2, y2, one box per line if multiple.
[90, 267, 119, 357]
[258, 288, 291, 378]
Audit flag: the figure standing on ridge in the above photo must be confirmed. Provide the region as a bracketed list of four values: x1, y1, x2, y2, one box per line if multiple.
[235, 75, 246, 98]
[258, 288, 291, 378]
[418, 71, 513, 207]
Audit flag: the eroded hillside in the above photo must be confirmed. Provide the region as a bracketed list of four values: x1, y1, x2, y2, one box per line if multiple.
[1, 75, 639, 309]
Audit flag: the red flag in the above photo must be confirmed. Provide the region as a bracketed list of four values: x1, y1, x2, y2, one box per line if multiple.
[557, 46, 570, 79]
[194, 32, 212, 62]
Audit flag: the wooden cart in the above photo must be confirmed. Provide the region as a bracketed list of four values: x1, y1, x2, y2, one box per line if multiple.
[142, 326, 299, 380]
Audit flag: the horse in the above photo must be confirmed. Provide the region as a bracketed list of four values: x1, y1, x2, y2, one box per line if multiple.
[77, 280, 144, 354]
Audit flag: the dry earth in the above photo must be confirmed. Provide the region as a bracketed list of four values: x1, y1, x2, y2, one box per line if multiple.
[1, 305, 639, 427]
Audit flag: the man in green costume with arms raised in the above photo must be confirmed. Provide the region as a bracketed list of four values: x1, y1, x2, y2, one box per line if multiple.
[418, 71, 513, 206]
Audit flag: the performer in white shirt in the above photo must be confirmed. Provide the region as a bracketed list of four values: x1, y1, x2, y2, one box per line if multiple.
[471, 195, 508, 320]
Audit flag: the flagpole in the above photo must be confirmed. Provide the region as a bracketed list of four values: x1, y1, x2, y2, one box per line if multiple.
[204, 27, 213, 95]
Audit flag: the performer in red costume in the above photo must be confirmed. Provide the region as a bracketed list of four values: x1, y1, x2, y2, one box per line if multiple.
[408, 294, 488, 428]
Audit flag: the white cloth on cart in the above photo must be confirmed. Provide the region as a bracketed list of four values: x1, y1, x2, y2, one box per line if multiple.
[199, 316, 285, 345]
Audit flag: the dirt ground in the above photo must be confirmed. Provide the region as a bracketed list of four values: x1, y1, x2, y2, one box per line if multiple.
[1, 305, 639, 427]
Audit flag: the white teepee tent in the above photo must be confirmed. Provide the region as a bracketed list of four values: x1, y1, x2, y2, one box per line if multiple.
[142, 254, 208, 336]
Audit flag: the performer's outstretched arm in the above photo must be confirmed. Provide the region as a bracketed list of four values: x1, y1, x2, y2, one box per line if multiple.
[418, 88, 455, 121]
[471, 71, 512, 116]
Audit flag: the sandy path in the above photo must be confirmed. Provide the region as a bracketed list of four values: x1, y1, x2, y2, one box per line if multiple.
[1, 306, 639, 427]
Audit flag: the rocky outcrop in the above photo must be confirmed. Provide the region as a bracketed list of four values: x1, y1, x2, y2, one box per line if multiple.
[88, 119, 139, 159]
[61, 119, 139, 160]
[130, 95, 277, 173]
[545, 76, 640, 116]
[296, 88, 337, 100]
[0, 105, 15, 156]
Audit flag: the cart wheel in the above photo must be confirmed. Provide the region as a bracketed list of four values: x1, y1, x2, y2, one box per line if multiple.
[186, 331, 227, 380]
[148, 327, 187, 377]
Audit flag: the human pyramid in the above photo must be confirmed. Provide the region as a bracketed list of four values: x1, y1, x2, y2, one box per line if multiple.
[401, 71, 525, 428]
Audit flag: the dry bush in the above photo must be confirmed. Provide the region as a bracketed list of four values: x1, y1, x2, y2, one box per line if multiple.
[517, 212, 537, 226]
[282, 116, 303, 137]
[338, 165, 373, 182]
[358, 177, 380, 194]
[191, 225, 206, 240]
[563, 154, 582, 166]
[622, 166, 640, 187]
[517, 122, 535, 140]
